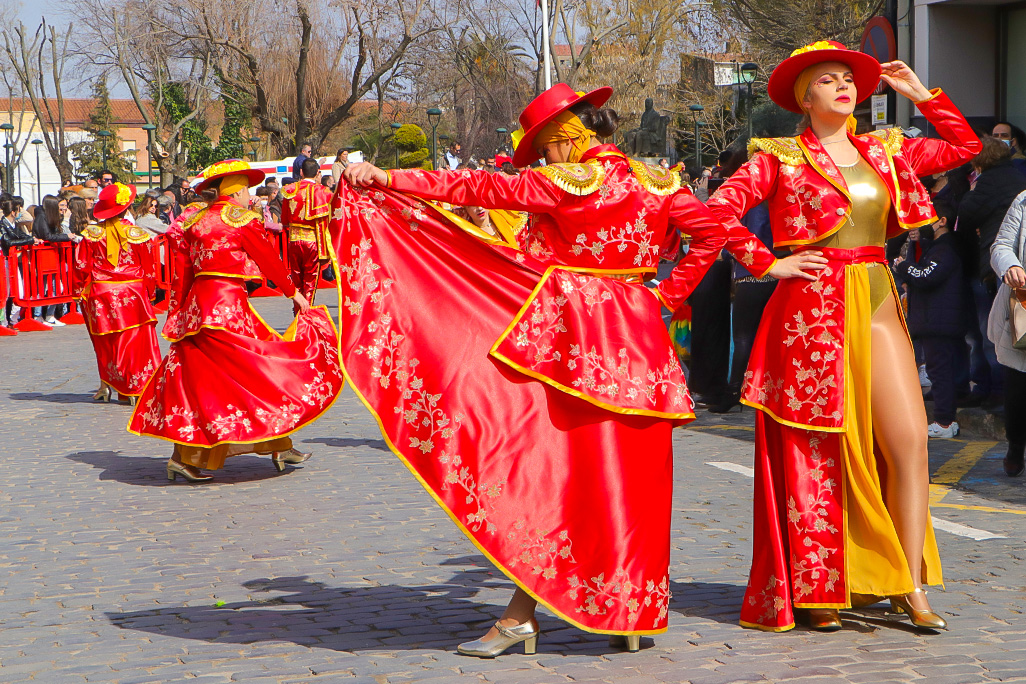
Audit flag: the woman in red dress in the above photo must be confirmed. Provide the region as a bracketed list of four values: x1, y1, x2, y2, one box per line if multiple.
[128, 160, 344, 483]
[702, 42, 981, 632]
[72, 182, 161, 403]
[335, 84, 814, 655]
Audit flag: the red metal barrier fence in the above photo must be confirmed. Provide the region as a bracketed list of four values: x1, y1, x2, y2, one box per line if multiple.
[0, 251, 15, 336]
[2, 228, 333, 335]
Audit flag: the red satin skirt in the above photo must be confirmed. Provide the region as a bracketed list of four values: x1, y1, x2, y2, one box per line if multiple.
[331, 184, 683, 635]
[128, 277, 343, 453]
[83, 280, 160, 397]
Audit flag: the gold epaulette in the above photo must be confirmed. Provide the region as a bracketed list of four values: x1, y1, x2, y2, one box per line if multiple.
[862, 127, 904, 155]
[629, 160, 682, 196]
[126, 224, 153, 243]
[748, 137, 805, 166]
[82, 224, 105, 241]
[280, 182, 301, 200]
[220, 203, 261, 228]
[180, 207, 209, 231]
[535, 160, 606, 196]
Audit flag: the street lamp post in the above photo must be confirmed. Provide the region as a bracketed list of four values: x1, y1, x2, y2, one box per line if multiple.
[495, 127, 508, 155]
[0, 123, 13, 192]
[141, 123, 156, 189]
[688, 104, 705, 168]
[426, 108, 442, 170]
[97, 130, 112, 171]
[740, 62, 758, 141]
[390, 122, 402, 169]
[31, 138, 42, 202]
[248, 136, 261, 163]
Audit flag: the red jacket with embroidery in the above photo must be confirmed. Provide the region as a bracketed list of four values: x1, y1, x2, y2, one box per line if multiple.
[388, 144, 777, 309]
[281, 178, 332, 259]
[706, 89, 980, 251]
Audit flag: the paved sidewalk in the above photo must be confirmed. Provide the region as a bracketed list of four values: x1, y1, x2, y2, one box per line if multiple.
[1, 292, 1025, 683]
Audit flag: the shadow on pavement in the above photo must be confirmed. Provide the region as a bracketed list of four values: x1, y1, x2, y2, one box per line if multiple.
[105, 574, 508, 653]
[10, 391, 105, 404]
[669, 580, 747, 625]
[302, 436, 390, 452]
[66, 451, 297, 486]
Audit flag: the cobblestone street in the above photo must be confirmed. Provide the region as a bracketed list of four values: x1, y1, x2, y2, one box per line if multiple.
[2, 292, 1025, 683]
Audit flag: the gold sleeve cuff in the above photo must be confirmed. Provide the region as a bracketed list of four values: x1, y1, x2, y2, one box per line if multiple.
[384, 170, 393, 188]
[755, 257, 778, 280]
[915, 87, 942, 105]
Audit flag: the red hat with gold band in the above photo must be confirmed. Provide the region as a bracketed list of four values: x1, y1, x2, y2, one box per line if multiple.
[767, 40, 881, 113]
[195, 159, 265, 194]
[511, 83, 613, 168]
[92, 182, 137, 220]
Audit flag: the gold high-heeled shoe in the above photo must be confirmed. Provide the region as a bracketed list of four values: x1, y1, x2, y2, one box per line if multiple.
[271, 448, 312, 472]
[166, 459, 214, 483]
[457, 620, 539, 658]
[608, 634, 642, 652]
[93, 385, 111, 403]
[804, 608, 842, 632]
[890, 589, 947, 630]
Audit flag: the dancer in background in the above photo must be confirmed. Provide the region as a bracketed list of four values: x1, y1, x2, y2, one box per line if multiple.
[72, 183, 160, 404]
[128, 160, 343, 483]
[336, 84, 814, 656]
[281, 157, 332, 314]
[706, 42, 980, 632]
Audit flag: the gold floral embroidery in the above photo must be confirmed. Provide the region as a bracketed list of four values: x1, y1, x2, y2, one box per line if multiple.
[786, 435, 841, 601]
[507, 521, 577, 580]
[571, 208, 657, 266]
[746, 574, 789, 624]
[780, 269, 842, 422]
[220, 204, 260, 228]
[863, 127, 904, 156]
[568, 570, 670, 624]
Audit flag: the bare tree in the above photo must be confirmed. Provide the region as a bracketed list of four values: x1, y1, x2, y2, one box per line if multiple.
[153, 0, 457, 156]
[75, 1, 216, 181]
[1, 19, 75, 184]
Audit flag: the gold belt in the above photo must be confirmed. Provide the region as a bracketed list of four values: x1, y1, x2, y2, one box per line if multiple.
[288, 226, 317, 242]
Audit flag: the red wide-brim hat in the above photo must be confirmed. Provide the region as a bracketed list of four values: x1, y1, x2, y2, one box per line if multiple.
[511, 83, 613, 168]
[92, 182, 137, 220]
[195, 159, 266, 193]
[767, 40, 882, 113]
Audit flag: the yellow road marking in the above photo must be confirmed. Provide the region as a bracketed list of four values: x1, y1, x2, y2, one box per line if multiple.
[932, 441, 996, 485]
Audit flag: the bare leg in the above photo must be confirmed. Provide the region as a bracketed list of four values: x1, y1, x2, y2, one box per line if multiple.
[869, 293, 934, 612]
[478, 588, 538, 641]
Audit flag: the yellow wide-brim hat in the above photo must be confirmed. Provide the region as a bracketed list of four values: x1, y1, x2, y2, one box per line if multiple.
[195, 159, 266, 193]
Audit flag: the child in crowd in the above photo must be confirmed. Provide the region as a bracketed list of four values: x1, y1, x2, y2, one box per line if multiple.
[893, 202, 967, 438]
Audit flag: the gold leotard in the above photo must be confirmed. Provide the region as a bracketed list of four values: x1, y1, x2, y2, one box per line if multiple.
[811, 157, 893, 314]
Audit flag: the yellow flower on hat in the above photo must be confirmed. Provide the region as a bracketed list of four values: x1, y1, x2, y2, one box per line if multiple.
[115, 183, 132, 205]
[790, 41, 840, 58]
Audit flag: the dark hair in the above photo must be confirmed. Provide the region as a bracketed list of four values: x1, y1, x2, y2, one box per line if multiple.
[568, 101, 619, 138]
[301, 157, 320, 178]
[11, 196, 24, 212]
[720, 148, 747, 178]
[933, 200, 956, 226]
[255, 186, 272, 198]
[97, 169, 115, 181]
[973, 135, 1012, 172]
[320, 174, 332, 186]
[335, 148, 347, 162]
[265, 176, 277, 185]
[68, 196, 90, 234]
[994, 121, 1026, 151]
[42, 195, 61, 229]
[0, 195, 15, 217]
[500, 162, 517, 176]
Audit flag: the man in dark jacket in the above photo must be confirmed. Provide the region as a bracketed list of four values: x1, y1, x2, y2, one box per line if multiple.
[894, 202, 967, 438]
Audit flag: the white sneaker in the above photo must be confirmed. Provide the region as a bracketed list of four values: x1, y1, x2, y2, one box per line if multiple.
[919, 364, 932, 388]
[927, 421, 959, 438]
[44, 317, 66, 327]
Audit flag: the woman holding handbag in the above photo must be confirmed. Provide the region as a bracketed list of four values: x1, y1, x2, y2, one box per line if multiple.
[987, 188, 1026, 476]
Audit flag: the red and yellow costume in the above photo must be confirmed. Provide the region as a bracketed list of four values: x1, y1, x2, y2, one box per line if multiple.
[281, 178, 331, 308]
[697, 88, 980, 631]
[329, 110, 765, 634]
[73, 215, 161, 398]
[128, 191, 343, 470]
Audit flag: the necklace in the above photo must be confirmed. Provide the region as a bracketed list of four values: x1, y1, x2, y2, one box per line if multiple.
[821, 140, 849, 145]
